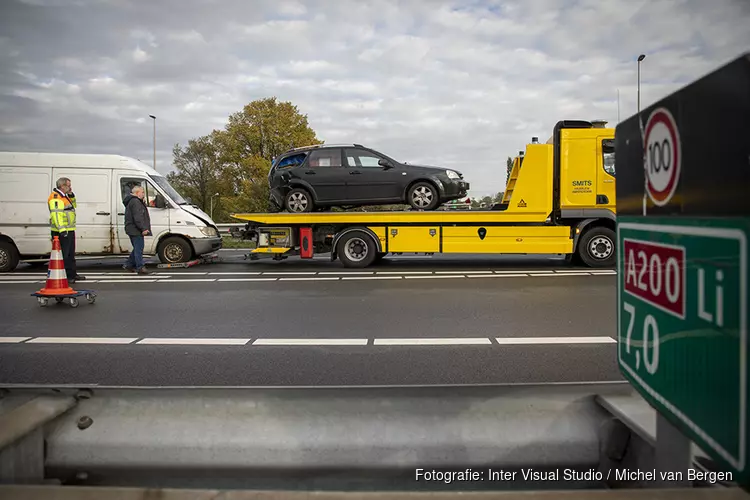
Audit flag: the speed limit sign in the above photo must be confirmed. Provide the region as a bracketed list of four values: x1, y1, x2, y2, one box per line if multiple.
[644, 107, 682, 206]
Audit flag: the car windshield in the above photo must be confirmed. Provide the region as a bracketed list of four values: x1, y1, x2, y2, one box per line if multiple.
[151, 175, 188, 205]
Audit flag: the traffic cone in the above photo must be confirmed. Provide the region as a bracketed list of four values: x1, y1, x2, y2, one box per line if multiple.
[36, 236, 76, 296]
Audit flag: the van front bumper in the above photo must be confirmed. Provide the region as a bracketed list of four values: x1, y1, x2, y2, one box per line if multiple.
[192, 236, 222, 255]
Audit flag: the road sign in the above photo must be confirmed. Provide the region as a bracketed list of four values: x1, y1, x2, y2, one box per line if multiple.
[643, 108, 681, 207]
[618, 217, 748, 476]
[615, 52, 750, 486]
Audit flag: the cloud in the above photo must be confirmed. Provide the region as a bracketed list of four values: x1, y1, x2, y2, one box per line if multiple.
[0, 0, 748, 197]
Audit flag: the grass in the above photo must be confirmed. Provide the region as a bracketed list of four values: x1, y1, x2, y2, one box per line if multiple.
[221, 236, 257, 249]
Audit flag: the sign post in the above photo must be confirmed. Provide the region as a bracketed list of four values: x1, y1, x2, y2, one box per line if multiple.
[616, 53, 750, 488]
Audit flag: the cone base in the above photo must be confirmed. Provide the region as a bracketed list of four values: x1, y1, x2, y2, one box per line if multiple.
[36, 287, 77, 296]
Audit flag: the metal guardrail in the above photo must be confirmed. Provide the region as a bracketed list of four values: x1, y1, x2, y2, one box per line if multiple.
[216, 223, 245, 235]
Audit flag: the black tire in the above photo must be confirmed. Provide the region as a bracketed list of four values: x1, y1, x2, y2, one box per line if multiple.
[0, 240, 20, 272]
[407, 182, 439, 211]
[284, 188, 315, 213]
[157, 236, 193, 264]
[337, 231, 378, 268]
[577, 227, 616, 268]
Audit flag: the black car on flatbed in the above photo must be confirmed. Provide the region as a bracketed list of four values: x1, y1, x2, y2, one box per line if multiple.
[268, 144, 470, 212]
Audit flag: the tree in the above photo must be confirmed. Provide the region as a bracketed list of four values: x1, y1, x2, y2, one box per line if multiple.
[167, 135, 221, 213]
[506, 156, 514, 181]
[493, 191, 505, 203]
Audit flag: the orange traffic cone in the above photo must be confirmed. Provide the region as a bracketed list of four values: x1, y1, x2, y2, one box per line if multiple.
[36, 236, 76, 296]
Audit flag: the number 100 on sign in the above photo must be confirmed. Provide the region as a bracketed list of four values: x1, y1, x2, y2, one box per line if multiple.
[622, 239, 686, 375]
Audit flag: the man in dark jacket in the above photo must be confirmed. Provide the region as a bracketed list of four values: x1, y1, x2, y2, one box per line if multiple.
[123, 185, 153, 274]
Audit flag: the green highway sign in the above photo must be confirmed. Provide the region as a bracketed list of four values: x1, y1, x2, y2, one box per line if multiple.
[617, 217, 748, 478]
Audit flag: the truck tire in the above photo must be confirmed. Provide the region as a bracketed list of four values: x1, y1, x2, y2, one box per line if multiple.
[157, 236, 193, 264]
[337, 231, 377, 268]
[577, 227, 616, 268]
[407, 182, 439, 211]
[0, 240, 19, 272]
[284, 188, 315, 213]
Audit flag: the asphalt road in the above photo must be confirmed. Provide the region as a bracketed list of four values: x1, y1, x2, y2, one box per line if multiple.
[0, 253, 621, 387]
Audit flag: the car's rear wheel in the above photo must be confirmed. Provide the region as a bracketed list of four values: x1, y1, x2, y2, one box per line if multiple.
[285, 188, 315, 213]
[407, 182, 439, 211]
[337, 231, 377, 268]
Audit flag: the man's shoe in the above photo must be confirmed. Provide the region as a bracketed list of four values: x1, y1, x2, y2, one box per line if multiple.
[123, 266, 136, 273]
[138, 268, 154, 275]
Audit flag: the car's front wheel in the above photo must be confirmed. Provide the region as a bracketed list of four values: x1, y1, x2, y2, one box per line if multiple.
[284, 188, 315, 213]
[407, 182, 439, 211]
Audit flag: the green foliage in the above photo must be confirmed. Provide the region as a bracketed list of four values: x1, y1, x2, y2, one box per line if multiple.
[167, 97, 321, 222]
[506, 156, 513, 183]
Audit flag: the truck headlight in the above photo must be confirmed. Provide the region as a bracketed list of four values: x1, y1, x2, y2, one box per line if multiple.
[199, 226, 218, 237]
[445, 170, 460, 179]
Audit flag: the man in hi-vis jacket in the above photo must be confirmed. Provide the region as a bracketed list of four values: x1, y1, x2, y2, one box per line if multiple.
[48, 177, 86, 283]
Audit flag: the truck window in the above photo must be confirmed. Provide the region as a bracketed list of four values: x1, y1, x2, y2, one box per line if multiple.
[602, 139, 615, 177]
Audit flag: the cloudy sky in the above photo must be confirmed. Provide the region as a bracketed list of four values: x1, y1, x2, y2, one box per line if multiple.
[1, 0, 748, 197]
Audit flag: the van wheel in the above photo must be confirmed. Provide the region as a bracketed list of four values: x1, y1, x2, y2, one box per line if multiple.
[158, 237, 193, 264]
[337, 231, 377, 268]
[407, 182, 439, 211]
[577, 227, 616, 268]
[285, 188, 315, 213]
[0, 240, 19, 272]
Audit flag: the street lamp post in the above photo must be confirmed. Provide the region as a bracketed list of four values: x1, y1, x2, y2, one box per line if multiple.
[637, 54, 646, 115]
[210, 192, 219, 219]
[148, 115, 156, 169]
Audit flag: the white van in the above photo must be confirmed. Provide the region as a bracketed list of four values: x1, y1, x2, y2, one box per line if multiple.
[0, 152, 222, 272]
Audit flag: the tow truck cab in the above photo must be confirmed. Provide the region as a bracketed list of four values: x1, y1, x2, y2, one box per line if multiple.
[232, 120, 617, 269]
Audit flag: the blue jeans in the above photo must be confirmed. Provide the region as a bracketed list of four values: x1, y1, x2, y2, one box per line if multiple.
[125, 235, 145, 270]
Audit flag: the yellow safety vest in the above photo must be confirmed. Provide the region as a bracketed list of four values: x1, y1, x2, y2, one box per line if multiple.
[48, 189, 77, 232]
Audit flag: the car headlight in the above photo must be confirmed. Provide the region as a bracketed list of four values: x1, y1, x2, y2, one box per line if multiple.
[445, 170, 460, 179]
[199, 226, 218, 237]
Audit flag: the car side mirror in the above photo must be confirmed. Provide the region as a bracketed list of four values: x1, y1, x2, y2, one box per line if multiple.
[154, 194, 167, 209]
[378, 159, 393, 169]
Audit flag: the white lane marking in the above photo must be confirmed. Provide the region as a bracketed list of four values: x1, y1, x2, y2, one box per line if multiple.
[374, 338, 492, 345]
[376, 271, 433, 275]
[0, 274, 46, 277]
[494, 336, 616, 345]
[161, 272, 208, 276]
[210, 272, 262, 275]
[0, 281, 44, 284]
[96, 279, 158, 283]
[525, 273, 566, 277]
[138, 338, 250, 345]
[405, 275, 465, 279]
[341, 276, 403, 280]
[0, 276, 44, 280]
[27, 337, 138, 344]
[0, 337, 31, 343]
[80, 275, 170, 279]
[253, 338, 368, 346]
[218, 278, 279, 282]
[587, 270, 617, 275]
[261, 272, 317, 275]
[279, 277, 340, 281]
[467, 274, 527, 278]
[494, 270, 539, 274]
[317, 271, 374, 275]
[156, 279, 217, 283]
[435, 270, 490, 274]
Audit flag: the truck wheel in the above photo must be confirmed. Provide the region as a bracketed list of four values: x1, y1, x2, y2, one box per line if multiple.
[407, 182, 439, 211]
[577, 227, 616, 268]
[337, 231, 377, 268]
[285, 188, 315, 213]
[158, 236, 193, 264]
[0, 240, 19, 272]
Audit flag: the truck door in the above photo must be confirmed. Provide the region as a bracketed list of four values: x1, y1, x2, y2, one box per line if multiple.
[51, 168, 113, 254]
[596, 138, 616, 209]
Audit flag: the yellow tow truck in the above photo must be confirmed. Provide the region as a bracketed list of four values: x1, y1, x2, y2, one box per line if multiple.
[231, 119, 617, 268]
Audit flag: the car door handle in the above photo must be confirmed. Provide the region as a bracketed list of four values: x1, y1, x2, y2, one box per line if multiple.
[96, 211, 110, 216]
[305, 170, 316, 175]
[349, 171, 362, 175]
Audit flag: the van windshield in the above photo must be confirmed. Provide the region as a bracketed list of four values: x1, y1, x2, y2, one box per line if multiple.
[151, 175, 188, 205]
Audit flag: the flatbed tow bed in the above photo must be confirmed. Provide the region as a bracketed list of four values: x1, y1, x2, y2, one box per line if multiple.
[232, 119, 618, 269]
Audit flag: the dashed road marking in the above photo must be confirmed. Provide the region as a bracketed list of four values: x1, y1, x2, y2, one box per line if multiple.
[279, 277, 340, 281]
[253, 338, 369, 346]
[405, 275, 465, 279]
[374, 338, 492, 345]
[341, 276, 403, 280]
[26, 337, 139, 344]
[494, 336, 617, 345]
[0, 337, 31, 343]
[138, 338, 250, 345]
[218, 278, 279, 282]
[156, 278, 217, 283]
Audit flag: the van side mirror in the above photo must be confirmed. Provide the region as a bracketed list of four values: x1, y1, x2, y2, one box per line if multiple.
[155, 194, 167, 209]
[378, 159, 393, 169]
